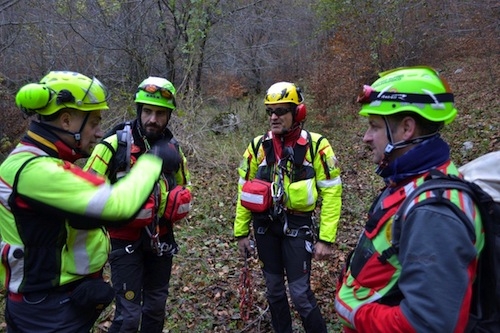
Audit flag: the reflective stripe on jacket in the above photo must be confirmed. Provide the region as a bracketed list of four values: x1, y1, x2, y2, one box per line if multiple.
[234, 129, 342, 243]
[0, 142, 163, 293]
[84, 122, 191, 241]
[335, 161, 484, 331]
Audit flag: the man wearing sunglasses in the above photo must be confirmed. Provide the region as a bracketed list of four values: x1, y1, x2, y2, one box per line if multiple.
[0, 71, 180, 332]
[85, 76, 191, 333]
[234, 82, 342, 332]
[335, 66, 485, 332]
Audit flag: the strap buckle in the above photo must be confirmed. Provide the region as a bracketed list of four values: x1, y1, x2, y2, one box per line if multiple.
[125, 244, 135, 254]
[285, 228, 299, 237]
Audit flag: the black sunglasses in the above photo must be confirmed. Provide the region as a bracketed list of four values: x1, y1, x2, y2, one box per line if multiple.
[266, 107, 293, 116]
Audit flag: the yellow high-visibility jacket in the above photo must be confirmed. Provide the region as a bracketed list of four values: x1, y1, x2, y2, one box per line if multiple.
[234, 129, 342, 243]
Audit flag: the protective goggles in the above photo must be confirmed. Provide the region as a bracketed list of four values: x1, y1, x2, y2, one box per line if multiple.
[79, 76, 109, 105]
[356, 84, 454, 105]
[266, 107, 293, 116]
[139, 84, 174, 100]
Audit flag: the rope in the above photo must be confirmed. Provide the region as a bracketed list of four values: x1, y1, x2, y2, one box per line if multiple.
[238, 252, 253, 322]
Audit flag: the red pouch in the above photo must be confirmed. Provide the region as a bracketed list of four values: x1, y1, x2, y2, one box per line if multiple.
[240, 179, 273, 213]
[164, 186, 192, 222]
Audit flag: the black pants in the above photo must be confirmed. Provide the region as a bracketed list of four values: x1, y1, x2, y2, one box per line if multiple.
[108, 232, 174, 333]
[6, 287, 101, 333]
[253, 213, 327, 333]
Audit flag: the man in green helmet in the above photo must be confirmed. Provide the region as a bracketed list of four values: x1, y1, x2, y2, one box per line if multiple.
[335, 66, 484, 332]
[0, 71, 181, 332]
[85, 76, 191, 333]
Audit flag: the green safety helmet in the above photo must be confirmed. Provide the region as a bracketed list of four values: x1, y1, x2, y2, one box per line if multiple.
[15, 71, 109, 116]
[357, 66, 457, 124]
[135, 77, 176, 110]
[264, 82, 304, 105]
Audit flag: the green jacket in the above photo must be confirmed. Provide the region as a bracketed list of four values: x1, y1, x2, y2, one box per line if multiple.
[0, 122, 163, 293]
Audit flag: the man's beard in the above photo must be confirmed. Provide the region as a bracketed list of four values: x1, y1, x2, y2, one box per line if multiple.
[144, 126, 164, 141]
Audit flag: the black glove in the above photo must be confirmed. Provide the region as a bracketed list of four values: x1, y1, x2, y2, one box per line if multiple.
[148, 139, 182, 174]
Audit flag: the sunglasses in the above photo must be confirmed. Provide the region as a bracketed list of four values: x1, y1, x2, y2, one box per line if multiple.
[140, 84, 174, 99]
[266, 107, 293, 116]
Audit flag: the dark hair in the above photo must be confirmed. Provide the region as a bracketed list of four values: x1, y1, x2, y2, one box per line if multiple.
[387, 111, 444, 135]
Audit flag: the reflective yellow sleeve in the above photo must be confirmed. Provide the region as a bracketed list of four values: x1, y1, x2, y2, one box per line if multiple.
[313, 135, 342, 243]
[233, 136, 261, 238]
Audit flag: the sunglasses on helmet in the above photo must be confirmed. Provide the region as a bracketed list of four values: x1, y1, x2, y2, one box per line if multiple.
[140, 84, 174, 100]
[356, 84, 454, 105]
[357, 66, 454, 105]
[266, 107, 293, 116]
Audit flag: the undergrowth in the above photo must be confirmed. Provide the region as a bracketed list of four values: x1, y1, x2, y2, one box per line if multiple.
[0, 55, 497, 333]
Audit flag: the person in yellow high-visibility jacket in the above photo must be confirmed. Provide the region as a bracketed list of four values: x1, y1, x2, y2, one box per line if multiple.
[0, 71, 179, 332]
[234, 82, 342, 333]
[85, 76, 192, 333]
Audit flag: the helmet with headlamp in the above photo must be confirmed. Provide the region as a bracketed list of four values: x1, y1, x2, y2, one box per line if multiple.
[357, 66, 456, 124]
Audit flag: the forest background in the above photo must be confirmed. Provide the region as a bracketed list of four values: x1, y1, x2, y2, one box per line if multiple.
[0, 0, 498, 332]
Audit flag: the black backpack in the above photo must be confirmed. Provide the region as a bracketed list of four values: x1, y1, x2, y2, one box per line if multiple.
[389, 152, 500, 332]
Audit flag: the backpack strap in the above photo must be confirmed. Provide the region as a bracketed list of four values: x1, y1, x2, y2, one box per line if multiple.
[10, 155, 47, 201]
[104, 122, 132, 184]
[258, 130, 317, 166]
[378, 170, 477, 264]
[311, 133, 325, 163]
[116, 122, 132, 173]
[251, 135, 264, 158]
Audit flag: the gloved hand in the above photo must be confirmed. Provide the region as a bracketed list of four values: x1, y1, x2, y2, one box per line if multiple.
[237, 237, 255, 258]
[148, 139, 182, 174]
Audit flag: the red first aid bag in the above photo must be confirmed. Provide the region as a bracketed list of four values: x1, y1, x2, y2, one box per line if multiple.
[164, 186, 192, 222]
[240, 179, 273, 213]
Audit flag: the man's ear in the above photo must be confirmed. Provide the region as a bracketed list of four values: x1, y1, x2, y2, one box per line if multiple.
[58, 110, 73, 131]
[401, 116, 418, 140]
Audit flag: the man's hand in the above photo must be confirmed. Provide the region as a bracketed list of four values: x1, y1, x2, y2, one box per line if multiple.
[313, 241, 333, 261]
[148, 139, 181, 174]
[237, 237, 255, 258]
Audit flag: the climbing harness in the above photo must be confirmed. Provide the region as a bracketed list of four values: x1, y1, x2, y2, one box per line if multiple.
[271, 146, 291, 219]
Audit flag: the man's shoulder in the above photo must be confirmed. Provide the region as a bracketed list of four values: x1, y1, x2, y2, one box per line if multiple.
[103, 121, 134, 140]
[307, 131, 327, 144]
[400, 168, 483, 225]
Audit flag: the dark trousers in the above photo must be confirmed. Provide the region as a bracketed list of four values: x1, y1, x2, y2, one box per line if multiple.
[253, 214, 327, 333]
[108, 234, 173, 333]
[6, 289, 100, 333]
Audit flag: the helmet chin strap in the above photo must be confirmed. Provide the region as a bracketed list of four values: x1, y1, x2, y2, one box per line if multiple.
[71, 112, 91, 155]
[376, 116, 438, 175]
[39, 113, 90, 156]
